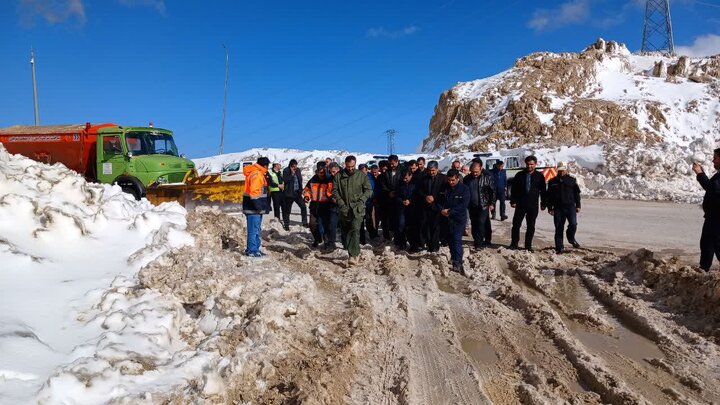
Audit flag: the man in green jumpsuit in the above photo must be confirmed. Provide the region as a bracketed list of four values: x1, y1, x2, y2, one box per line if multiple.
[332, 155, 373, 266]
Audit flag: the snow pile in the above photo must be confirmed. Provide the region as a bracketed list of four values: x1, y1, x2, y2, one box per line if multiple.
[193, 148, 439, 176]
[423, 38, 720, 202]
[135, 211, 364, 403]
[0, 145, 210, 403]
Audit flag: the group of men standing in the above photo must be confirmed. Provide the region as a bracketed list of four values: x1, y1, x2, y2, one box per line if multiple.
[239, 147, 720, 273]
[241, 154, 584, 272]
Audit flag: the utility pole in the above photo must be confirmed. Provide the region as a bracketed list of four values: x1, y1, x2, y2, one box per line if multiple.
[220, 44, 229, 155]
[641, 0, 674, 55]
[30, 48, 40, 125]
[386, 129, 396, 155]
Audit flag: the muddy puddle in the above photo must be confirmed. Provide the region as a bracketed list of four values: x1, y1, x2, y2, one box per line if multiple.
[436, 276, 465, 295]
[460, 337, 498, 365]
[551, 275, 665, 363]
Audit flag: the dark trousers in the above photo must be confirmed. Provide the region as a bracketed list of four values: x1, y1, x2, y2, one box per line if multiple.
[553, 205, 577, 251]
[394, 205, 416, 249]
[700, 218, 720, 270]
[494, 191, 506, 218]
[423, 209, 442, 252]
[282, 194, 307, 228]
[511, 205, 539, 248]
[382, 200, 398, 239]
[360, 201, 378, 244]
[417, 209, 427, 248]
[405, 206, 420, 250]
[309, 204, 331, 244]
[325, 206, 338, 248]
[449, 223, 465, 266]
[469, 206, 491, 246]
[270, 191, 284, 219]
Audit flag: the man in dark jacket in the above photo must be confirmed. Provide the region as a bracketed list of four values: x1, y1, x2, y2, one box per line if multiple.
[510, 155, 547, 252]
[693, 150, 720, 271]
[394, 170, 417, 250]
[282, 159, 308, 231]
[416, 161, 447, 253]
[464, 161, 496, 248]
[380, 154, 403, 240]
[325, 162, 341, 250]
[546, 162, 581, 254]
[490, 161, 508, 220]
[441, 169, 471, 273]
[332, 156, 373, 266]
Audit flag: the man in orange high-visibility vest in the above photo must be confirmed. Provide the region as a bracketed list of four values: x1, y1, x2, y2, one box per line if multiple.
[303, 165, 334, 249]
[242, 157, 271, 257]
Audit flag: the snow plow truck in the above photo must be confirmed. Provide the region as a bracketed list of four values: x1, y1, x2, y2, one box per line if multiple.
[0, 123, 245, 212]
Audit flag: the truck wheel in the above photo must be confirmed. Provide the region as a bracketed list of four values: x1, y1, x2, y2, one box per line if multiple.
[115, 176, 146, 201]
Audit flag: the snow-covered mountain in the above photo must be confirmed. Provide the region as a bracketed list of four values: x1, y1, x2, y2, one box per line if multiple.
[423, 39, 720, 202]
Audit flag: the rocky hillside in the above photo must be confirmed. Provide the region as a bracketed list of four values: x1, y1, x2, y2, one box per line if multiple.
[423, 39, 720, 202]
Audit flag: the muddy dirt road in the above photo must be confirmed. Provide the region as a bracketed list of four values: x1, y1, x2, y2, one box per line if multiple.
[138, 204, 720, 404]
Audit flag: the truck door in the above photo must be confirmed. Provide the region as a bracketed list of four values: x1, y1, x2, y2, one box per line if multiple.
[96, 134, 129, 183]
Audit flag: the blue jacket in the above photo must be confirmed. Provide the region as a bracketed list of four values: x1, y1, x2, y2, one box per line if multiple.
[367, 173, 377, 206]
[490, 167, 507, 190]
[441, 182, 470, 228]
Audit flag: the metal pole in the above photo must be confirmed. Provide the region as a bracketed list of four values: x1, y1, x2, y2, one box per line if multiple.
[30, 48, 40, 125]
[220, 45, 229, 155]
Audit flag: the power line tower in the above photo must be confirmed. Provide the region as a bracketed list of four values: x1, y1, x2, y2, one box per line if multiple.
[386, 129, 396, 155]
[641, 0, 675, 55]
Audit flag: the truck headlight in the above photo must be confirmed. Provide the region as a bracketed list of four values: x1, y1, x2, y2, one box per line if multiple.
[156, 176, 168, 184]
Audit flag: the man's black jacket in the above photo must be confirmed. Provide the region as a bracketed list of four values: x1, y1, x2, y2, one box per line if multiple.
[547, 174, 581, 210]
[510, 169, 547, 209]
[698, 171, 720, 221]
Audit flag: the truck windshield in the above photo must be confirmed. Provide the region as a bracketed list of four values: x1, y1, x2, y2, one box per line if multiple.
[125, 131, 179, 156]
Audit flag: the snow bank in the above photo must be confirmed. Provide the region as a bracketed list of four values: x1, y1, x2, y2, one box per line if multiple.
[193, 148, 439, 175]
[0, 145, 209, 403]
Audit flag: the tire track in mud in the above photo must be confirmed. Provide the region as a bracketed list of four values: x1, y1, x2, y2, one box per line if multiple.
[423, 253, 595, 404]
[374, 252, 492, 404]
[263, 221, 720, 404]
[499, 248, 720, 404]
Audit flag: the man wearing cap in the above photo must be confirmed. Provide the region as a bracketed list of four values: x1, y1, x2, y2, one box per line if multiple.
[547, 162, 582, 254]
[332, 155, 373, 266]
[380, 154, 403, 240]
[510, 155, 547, 252]
[416, 160, 447, 253]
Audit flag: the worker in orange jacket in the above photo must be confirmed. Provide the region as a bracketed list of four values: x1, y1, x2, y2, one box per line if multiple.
[303, 165, 334, 249]
[242, 157, 271, 257]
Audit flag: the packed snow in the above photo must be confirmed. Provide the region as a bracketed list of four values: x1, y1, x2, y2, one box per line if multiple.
[193, 147, 440, 175]
[0, 144, 217, 403]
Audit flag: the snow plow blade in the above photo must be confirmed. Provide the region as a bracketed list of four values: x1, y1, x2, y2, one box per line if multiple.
[145, 174, 245, 213]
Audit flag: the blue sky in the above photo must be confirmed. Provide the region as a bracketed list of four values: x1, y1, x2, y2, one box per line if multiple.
[1, 0, 719, 158]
